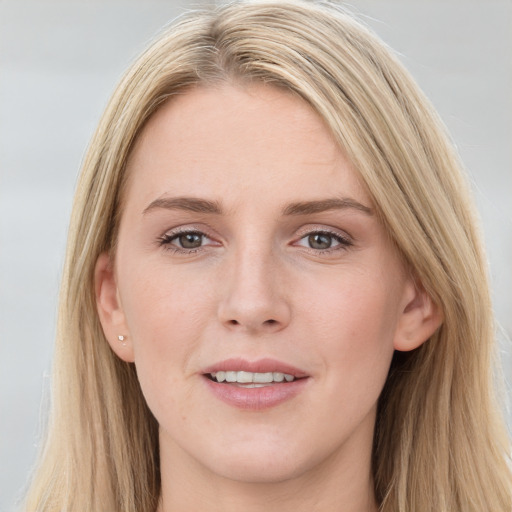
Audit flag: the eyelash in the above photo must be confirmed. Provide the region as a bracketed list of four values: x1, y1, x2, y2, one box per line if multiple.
[157, 228, 353, 255]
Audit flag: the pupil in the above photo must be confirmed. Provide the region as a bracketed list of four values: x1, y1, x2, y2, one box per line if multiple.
[180, 233, 202, 248]
[309, 233, 332, 250]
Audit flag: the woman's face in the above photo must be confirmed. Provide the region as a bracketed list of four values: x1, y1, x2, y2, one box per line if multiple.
[97, 84, 434, 484]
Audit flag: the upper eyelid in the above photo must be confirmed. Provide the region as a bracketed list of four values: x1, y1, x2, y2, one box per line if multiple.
[293, 224, 353, 241]
[160, 229, 216, 244]
[157, 223, 354, 244]
[160, 224, 218, 238]
[294, 232, 352, 248]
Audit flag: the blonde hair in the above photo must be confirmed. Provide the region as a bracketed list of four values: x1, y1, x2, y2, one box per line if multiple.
[25, 1, 512, 510]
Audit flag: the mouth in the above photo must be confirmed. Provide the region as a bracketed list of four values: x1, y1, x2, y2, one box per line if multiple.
[201, 358, 309, 409]
[206, 370, 298, 387]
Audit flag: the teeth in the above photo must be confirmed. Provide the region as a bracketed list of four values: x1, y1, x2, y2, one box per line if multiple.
[253, 372, 273, 383]
[237, 371, 254, 383]
[210, 371, 296, 384]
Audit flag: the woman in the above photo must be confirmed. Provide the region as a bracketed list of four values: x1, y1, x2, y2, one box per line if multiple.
[25, 1, 512, 511]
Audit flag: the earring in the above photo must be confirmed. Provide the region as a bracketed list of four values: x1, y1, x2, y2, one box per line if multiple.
[118, 335, 126, 343]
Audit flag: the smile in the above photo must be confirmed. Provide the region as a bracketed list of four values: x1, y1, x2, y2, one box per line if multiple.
[208, 371, 296, 386]
[202, 358, 309, 410]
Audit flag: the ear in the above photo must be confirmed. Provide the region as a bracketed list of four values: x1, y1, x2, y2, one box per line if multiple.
[394, 277, 443, 352]
[95, 252, 134, 362]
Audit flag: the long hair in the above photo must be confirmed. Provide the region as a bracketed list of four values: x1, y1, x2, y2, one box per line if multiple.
[25, 1, 512, 510]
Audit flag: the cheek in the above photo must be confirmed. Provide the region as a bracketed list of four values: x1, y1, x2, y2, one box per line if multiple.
[117, 263, 218, 426]
[120, 256, 210, 333]
[305, 263, 401, 335]
[117, 261, 214, 383]
[300, 266, 401, 388]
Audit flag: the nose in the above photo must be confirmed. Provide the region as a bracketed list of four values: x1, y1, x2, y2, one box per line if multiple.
[217, 246, 291, 334]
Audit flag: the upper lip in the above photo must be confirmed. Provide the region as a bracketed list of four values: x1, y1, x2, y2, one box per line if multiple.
[201, 357, 308, 378]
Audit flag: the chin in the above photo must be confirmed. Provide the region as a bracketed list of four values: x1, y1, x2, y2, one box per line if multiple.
[198, 437, 321, 484]
[209, 456, 307, 484]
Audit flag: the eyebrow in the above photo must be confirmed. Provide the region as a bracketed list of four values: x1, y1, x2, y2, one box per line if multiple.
[143, 196, 223, 215]
[282, 198, 373, 216]
[142, 195, 373, 217]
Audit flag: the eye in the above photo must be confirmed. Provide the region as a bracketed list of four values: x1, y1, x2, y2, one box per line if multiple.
[174, 232, 204, 249]
[158, 229, 218, 252]
[295, 230, 352, 251]
[307, 233, 335, 250]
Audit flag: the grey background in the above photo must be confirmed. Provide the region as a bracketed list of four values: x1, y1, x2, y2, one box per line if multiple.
[1, 1, 511, 510]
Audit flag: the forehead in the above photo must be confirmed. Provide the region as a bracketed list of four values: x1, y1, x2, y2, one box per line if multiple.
[124, 83, 370, 210]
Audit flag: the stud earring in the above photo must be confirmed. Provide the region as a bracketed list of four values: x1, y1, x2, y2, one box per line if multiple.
[118, 335, 126, 343]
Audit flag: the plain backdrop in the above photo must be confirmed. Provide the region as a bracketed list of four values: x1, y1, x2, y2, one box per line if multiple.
[1, 1, 511, 510]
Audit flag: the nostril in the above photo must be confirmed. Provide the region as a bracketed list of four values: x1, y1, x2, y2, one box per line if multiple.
[226, 318, 277, 327]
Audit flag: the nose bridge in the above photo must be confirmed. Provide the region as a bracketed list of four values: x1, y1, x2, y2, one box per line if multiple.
[218, 236, 290, 333]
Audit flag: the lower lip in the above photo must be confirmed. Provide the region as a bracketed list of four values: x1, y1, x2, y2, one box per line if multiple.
[203, 377, 309, 410]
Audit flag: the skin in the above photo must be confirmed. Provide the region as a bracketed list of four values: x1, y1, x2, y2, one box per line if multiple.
[96, 84, 441, 512]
